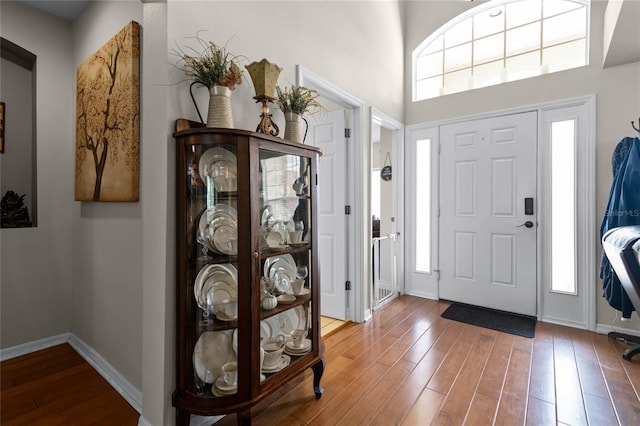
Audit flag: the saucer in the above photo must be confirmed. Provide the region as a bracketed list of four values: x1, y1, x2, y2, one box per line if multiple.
[215, 311, 238, 322]
[212, 386, 237, 397]
[293, 288, 310, 296]
[285, 338, 311, 353]
[277, 294, 296, 304]
[285, 346, 311, 356]
[215, 376, 237, 392]
[261, 354, 291, 373]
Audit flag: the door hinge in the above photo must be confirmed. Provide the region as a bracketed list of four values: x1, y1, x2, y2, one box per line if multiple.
[345, 281, 352, 291]
[437, 206, 440, 217]
[438, 143, 441, 154]
[345, 128, 351, 139]
[345, 205, 351, 215]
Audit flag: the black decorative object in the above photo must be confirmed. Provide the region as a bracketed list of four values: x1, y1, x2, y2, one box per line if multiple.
[1, 190, 32, 228]
[381, 152, 392, 181]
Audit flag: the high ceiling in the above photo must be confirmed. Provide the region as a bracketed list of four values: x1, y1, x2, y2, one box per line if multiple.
[19, 0, 88, 21]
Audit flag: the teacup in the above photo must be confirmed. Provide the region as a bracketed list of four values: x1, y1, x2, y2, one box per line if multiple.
[221, 361, 237, 386]
[291, 278, 305, 295]
[290, 329, 308, 348]
[262, 337, 285, 367]
[288, 230, 303, 244]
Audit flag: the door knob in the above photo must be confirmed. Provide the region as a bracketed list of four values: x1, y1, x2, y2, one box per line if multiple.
[517, 221, 534, 228]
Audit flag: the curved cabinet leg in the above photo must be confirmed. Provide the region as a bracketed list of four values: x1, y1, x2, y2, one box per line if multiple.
[312, 357, 325, 399]
[237, 408, 251, 425]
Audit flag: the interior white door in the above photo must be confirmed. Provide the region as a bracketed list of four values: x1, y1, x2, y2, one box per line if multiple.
[306, 110, 347, 320]
[439, 111, 537, 316]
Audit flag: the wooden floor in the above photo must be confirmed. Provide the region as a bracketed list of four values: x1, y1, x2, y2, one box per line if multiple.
[217, 295, 640, 426]
[2, 296, 640, 425]
[320, 316, 348, 337]
[0, 343, 139, 425]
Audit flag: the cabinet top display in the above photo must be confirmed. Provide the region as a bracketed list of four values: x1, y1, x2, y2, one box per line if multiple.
[174, 119, 322, 155]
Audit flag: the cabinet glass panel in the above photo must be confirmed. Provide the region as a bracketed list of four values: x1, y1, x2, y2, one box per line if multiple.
[259, 150, 313, 377]
[185, 143, 239, 397]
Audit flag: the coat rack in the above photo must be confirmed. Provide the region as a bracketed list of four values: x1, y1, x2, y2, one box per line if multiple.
[632, 117, 640, 135]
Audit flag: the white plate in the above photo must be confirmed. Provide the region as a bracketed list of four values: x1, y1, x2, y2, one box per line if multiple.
[194, 264, 238, 312]
[261, 354, 291, 373]
[199, 147, 237, 187]
[271, 306, 306, 337]
[260, 316, 281, 343]
[193, 330, 235, 384]
[198, 205, 238, 255]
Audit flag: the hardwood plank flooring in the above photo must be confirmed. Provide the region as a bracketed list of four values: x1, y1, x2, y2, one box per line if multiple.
[217, 295, 640, 426]
[3, 295, 640, 425]
[1, 343, 139, 425]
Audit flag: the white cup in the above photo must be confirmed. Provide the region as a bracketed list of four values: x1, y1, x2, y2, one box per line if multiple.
[291, 278, 304, 295]
[290, 329, 308, 348]
[263, 340, 285, 367]
[221, 361, 237, 386]
[288, 230, 303, 244]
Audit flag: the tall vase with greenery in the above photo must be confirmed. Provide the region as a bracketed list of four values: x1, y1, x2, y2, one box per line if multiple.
[275, 85, 323, 143]
[174, 36, 243, 128]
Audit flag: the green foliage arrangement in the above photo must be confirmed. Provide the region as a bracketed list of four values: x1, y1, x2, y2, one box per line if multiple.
[275, 85, 323, 115]
[174, 35, 243, 89]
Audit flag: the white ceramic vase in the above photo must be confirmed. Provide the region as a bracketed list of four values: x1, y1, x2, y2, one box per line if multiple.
[283, 111, 303, 143]
[207, 84, 234, 128]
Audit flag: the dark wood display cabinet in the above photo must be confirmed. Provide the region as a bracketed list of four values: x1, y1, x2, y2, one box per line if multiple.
[172, 120, 324, 425]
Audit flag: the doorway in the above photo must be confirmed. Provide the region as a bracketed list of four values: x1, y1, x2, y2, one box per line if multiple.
[439, 112, 538, 316]
[370, 108, 404, 310]
[298, 65, 366, 322]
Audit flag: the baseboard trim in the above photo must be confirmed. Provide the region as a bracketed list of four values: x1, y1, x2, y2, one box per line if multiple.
[596, 322, 640, 338]
[68, 334, 142, 414]
[0, 333, 71, 361]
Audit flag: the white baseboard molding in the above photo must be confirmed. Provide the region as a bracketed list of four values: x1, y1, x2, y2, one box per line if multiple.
[596, 322, 640, 338]
[539, 316, 587, 331]
[67, 334, 142, 414]
[0, 332, 71, 361]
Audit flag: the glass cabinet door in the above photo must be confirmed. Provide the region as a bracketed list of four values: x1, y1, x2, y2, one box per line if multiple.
[184, 142, 240, 398]
[258, 149, 314, 378]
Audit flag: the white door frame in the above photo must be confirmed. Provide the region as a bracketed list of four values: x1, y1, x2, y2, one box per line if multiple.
[297, 65, 366, 323]
[370, 107, 405, 300]
[406, 95, 596, 330]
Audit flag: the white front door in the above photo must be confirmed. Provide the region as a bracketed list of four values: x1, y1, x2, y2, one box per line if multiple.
[439, 111, 538, 316]
[307, 110, 348, 320]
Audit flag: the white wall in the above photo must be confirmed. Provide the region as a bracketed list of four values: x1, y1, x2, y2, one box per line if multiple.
[403, 0, 640, 332]
[0, 0, 74, 348]
[70, 0, 144, 393]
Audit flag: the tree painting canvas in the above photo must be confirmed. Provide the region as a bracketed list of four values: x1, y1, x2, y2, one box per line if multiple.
[75, 21, 140, 201]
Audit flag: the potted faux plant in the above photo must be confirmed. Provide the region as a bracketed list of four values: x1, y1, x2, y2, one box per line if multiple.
[174, 36, 243, 128]
[275, 85, 323, 143]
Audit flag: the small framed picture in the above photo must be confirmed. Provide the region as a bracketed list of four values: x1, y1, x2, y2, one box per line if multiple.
[0, 101, 5, 153]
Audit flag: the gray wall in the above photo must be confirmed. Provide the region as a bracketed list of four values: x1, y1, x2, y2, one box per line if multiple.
[70, 0, 144, 393]
[403, 0, 640, 331]
[1, 0, 73, 349]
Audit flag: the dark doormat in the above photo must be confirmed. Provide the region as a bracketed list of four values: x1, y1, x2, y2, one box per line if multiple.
[441, 302, 536, 338]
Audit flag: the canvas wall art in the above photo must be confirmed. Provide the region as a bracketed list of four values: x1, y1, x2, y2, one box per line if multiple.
[75, 21, 140, 201]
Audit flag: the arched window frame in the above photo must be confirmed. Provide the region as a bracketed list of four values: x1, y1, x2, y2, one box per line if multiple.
[412, 0, 590, 101]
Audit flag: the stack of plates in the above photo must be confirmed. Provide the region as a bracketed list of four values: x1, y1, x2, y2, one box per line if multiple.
[194, 263, 238, 320]
[284, 338, 312, 356]
[198, 204, 238, 256]
[199, 147, 237, 192]
[263, 254, 296, 294]
[193, 330, 235, 384]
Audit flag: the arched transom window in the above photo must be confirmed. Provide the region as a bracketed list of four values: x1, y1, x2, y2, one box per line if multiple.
[412, 0, 589, 101]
